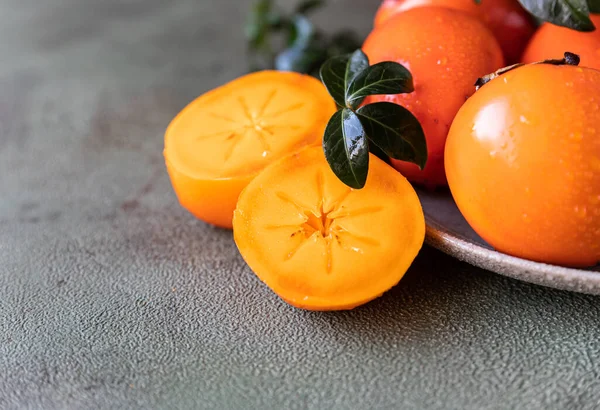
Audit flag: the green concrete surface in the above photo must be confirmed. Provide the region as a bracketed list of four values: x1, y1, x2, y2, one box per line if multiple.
[1, 1, 600, 408]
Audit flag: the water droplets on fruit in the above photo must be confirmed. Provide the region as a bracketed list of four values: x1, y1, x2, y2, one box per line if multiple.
[569, 132, 583, 142]
[519, 115, 530, 125]
[574, 206, 588, 219]
[437, 57, 448, 65]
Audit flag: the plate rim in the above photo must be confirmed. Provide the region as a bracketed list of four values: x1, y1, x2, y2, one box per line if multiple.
[425, 216, 600, 295]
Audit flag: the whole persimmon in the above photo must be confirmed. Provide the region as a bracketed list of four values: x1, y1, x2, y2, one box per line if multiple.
[363, 7, 504, 187]
[374, 0, 536, 63]
[233, 147, 425, 311]
[522, 14, 600, 70]
[445, 63, 600, 267]
[164, 71, 336, 228]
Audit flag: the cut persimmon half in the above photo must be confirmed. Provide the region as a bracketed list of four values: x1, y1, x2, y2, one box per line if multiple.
[164, 71, 336, 228]
[233, 147, 425, 311]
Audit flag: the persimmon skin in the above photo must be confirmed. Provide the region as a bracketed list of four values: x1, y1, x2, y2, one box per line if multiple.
[522, 14, 600, 71]
[374, 0, 536, 64]
[165, 159, 252, 228]
[445, 64, 600, 267]
[164, 71, 336, 228]
[363, 7, 504, 188]
[233, 147, 425, 311]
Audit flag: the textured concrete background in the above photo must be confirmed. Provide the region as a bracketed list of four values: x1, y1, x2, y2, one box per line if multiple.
[1, 0, 600, 409]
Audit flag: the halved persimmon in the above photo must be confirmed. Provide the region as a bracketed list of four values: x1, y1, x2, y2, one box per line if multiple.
[233, 147, 425, 311]
[164, 71, 336, 228]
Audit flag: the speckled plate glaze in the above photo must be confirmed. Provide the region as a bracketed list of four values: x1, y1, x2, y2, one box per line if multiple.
[416, 188, 600, 295]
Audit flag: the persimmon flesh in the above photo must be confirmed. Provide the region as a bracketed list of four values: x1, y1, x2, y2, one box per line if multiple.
[233, 147, 425, 311]
[164, 71, 336, 228]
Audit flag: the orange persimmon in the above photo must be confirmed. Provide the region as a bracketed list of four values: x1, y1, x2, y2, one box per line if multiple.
[522, 14, 600, 70]
[374, 0, 536, 64]
[363, 7, 504, 188]
[164, 71, 336, 228]
[445, 63, 600, 267]
[233, 147, 425, 311]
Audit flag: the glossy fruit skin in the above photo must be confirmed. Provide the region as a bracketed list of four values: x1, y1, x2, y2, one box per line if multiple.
[363, 7, 504, 188]
[164, 71, 336, 228]
[233, 147, 425, 311]
[522, 14, 600, 71]
[375, 0, 536, 64]
[445, 64, 600, 267]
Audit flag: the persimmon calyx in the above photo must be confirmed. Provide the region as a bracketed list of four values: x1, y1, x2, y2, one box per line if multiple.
[475, 52, 581, 90]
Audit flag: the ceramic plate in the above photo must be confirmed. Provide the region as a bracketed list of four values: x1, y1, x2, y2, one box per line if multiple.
[416, 188, 600, 295]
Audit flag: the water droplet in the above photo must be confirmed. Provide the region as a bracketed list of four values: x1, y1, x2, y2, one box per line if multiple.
[565, 81, 574, 87]
[261, 151, 269, 158]
[437, 57, 448, 65]
[569, 132, 583, 141]
[489, 150, 497, 158]
[576, 67, 584, 73]
[500, 141, 508, 149]
[503, 77, 509, 84]
[574, 206, 588, 218]
[519, 115, 530, 124]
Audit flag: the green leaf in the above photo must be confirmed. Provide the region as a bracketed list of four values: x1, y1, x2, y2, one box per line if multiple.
[589, 0, 600, 13]
[346, 62, 414, 110]
[275, 44, 327, 74]
[320, 55, 350, 107]
[319, 50, 370, 108]
[286, 15, 315, 48]
[357, 102, 427, 170]
[323, 109, 369, 189]
[245, 0, 273, 49]
[345, 50, 370, 92]
[368, 141, 392, 165]
[518, 0, 595, 31]
[295, 0, 325, 15]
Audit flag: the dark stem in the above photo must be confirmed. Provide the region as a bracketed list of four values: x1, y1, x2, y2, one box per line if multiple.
[475, 52, 581, 90]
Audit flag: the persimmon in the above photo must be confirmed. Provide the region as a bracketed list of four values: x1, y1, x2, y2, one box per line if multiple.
[233, 147, 425, 311]
[164, 71, 336, 228]
[374, 0, 536, 64]
[445, 63, 600, 267]
[363, 7, 504, 188]
[522, 14, 600, 70]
